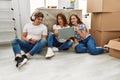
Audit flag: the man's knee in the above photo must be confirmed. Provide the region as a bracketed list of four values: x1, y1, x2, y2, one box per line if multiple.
[38, 38, 47, 45]
[11, 38, 19, 44]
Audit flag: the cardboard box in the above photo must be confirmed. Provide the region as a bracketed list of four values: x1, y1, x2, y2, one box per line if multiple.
[107, 39, 120, 58]
[89, 29, 95, 39]
[87, 0, 120, 12]
[90, 30, 120, 47]
[91, 12, 120, 31]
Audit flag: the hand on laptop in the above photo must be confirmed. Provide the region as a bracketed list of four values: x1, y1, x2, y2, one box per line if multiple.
[80, 30, 87, 39]
[53, 29, 58, 36]
[74, 27, 87, 39]
[64, 38, 70, 41]
[74, 26, 80, 33]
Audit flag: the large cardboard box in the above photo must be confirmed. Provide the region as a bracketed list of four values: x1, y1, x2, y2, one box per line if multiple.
[90, 30, 120, 47]
[87, 0, 120, 12]
[107, 39, 120, 58]
[91, 12, 120, 31]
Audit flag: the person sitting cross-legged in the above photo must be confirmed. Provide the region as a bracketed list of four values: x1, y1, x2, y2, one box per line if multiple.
[12, 11, 47, 67]
[45, 13, 73, 59]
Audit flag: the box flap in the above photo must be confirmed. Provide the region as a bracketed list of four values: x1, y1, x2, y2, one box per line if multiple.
[107, 38, 120, 50]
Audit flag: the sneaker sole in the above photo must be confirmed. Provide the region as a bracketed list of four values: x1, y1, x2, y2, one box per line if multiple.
[45, 55, 55, 59]
[18, 58, 28, 68]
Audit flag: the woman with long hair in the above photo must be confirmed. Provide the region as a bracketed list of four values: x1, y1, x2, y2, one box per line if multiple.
[45, 13, 73, 59]
[69, 14, 104, 55]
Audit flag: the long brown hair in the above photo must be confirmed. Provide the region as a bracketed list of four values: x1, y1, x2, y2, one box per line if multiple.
[69, 14, 83, 26]
[56, 13, 68, 27]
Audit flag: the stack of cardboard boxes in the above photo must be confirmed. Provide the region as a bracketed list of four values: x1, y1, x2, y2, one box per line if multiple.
[87, 0, 120, 47]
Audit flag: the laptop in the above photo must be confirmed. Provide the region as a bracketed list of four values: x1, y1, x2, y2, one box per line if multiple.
[58, 27, 75, 39]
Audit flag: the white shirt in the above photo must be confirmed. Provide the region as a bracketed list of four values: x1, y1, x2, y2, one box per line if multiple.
[23, 23, 47, 40]
[53, 24, 70, 42]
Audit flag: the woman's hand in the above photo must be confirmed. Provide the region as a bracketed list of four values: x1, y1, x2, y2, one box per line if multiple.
[64, 38, 70, 41]
[53, 29, 58, 36]
[74, 26, 80, 33]
[79, 30, 86, 39]
[74, 26, 87, 39]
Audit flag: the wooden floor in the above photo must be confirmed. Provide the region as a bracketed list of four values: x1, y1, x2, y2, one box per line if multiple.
[0, 46, 120, 80]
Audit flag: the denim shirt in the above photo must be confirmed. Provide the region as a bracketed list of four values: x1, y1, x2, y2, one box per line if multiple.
[74, 24, 90, 41]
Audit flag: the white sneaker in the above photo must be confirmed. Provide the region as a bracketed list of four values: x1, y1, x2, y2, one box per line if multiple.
[96, 46, 103, 48]
[16, 57, 28, 68]
[104, 44, 108, 48]
[103, 45, 109, 53]
[52, 47, 59, 52]
[45, 47, 55, 59]
[18, 58, 28, 68]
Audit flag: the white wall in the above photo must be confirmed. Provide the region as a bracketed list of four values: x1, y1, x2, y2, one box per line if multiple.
[12, 0, 21, 38]
[78, 0, 87, 14]
[18, 0, 30, 30]
[12, 0, 30, 38]
[30, 0, 44, 13]
[78, 0, 91, 29]
[46, 0, 58, 8]
[30, 0, 58, 13]
[58, 0, 70, 9]
[74, 0, 79, 9]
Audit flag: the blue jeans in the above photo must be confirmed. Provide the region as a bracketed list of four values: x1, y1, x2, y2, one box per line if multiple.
[75, 36, 104, 55]
[48, 33, 73, 50]
[12, 38, 47, 56]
